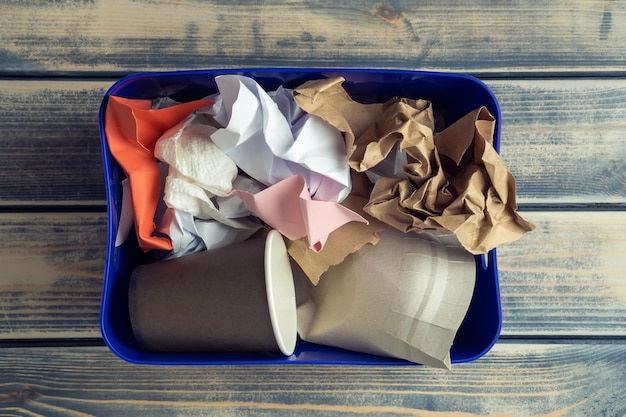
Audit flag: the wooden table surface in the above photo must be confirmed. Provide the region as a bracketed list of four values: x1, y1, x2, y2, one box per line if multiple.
[1, 1, 625, 415]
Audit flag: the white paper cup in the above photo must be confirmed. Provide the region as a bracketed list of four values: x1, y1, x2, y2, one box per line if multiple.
[128, 230, 297, 355]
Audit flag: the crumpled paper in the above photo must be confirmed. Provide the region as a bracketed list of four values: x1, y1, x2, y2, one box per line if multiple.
[295, 228, 476, 368]
[365, 107, 535, 254]
[294, 77, 534, 254]
[230, 174, 367, 252]
[154, 111, 240, 224]
[155, 208, 264, 261]
[104, 95, 213, 252]
[293, 77, 387, 158]
[350, 98, 434, 173]
[115, 162, 265, 259]
[155, 174, 266, 260]
[210, 75, 351, 202]
[286, 192, 388, 285]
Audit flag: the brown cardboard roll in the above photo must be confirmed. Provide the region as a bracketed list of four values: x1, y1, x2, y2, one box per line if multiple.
[128, 230, 297, 355]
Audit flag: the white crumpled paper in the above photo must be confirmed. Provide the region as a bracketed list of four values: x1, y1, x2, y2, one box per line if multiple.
[115, 162, 265, 259]
[209, 75, 351, 202]
[154, 174, 266, 260]
[155, 207, 264, 261]
[154, 112, 239, 221]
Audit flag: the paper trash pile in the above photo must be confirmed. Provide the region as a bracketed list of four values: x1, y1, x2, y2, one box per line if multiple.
[105, 75, 534, 368]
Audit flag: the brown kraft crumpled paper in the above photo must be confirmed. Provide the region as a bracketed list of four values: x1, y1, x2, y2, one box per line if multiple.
[294, 77, 534, 256]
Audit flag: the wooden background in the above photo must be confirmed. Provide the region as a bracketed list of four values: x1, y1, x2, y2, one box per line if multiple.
[1, 1, 625, 415]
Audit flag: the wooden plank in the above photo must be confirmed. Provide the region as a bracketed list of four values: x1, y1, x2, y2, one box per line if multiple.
[1, 78, 625, 205]
[0, 343, 624, 415]
[0, 213, 106, 339]
[498, 211, 626, 336]
[1, 211, 625, 339]
[1, 0, 625, 75]
[493, 79, 626, 205]
[0, 80, 109, 204]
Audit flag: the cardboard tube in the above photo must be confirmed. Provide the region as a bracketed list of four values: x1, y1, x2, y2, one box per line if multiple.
[128, 230, 297, 355]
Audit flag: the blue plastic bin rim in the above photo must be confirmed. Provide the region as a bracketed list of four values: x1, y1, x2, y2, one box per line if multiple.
[99, 68, 502, 366]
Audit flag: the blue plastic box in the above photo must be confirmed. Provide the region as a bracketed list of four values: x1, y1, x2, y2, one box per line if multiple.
[99, 68, 502, 365]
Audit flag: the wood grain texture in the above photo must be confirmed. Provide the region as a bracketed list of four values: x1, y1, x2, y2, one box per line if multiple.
[1, 78, 625, 205]
[1, 211, 624, 339]
[494, 79, 626, 204]
[1, 0, 625, 75]
[0, 213, 106, 339]
[0, 344, 624, 416]
[1, 0, 625, 412]
[498, 211, 626, 336]
[0, 80, 109, 204]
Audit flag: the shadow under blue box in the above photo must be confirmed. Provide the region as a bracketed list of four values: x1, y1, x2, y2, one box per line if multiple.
[99, 68, 502, 365]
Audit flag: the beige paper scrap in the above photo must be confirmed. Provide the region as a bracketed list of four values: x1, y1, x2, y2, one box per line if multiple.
[295, 228, 476, 369]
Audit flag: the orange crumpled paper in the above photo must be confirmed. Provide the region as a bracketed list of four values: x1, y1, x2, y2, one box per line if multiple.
[105, 96, 213, 252]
